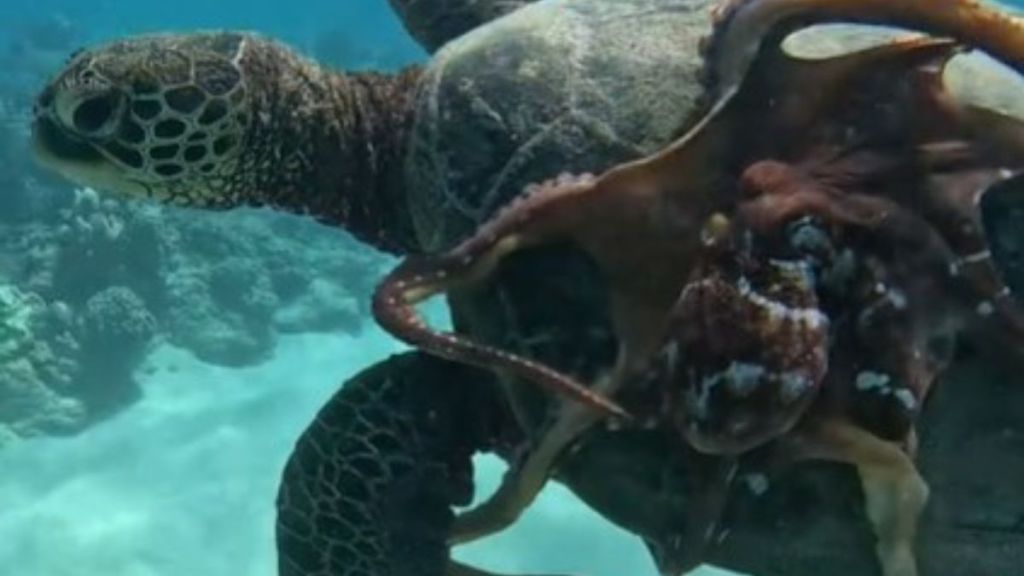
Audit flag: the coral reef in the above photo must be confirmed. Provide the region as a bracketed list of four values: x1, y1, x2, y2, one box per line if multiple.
[0, 284, 85, 438]
[77, 286, 158, 413]
[158, 207, 382, 365]
[0, 185, 384, 439]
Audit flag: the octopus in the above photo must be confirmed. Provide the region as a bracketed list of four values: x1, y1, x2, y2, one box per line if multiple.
[372, 1, 1024, 575]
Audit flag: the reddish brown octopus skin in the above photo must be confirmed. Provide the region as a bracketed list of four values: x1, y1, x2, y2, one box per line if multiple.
[656, 218, 830, 456]
[369, 172, 638, 420]
[736, 161, 963, 439]
[738, 155, 1024, 357]
[611, 204, 949, 573]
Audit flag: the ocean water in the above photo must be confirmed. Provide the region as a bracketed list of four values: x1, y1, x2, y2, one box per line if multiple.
[0, 330, 669, 576]
[3, 1, 1024, 576]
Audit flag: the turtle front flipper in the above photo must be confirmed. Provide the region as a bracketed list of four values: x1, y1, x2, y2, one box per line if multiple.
[450, 372, 623, 546]
[276, 352, 510, 576]
[388, 0, 537, 53]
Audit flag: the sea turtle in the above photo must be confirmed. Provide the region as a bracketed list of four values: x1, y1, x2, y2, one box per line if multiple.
[28, 0, 1024, 575]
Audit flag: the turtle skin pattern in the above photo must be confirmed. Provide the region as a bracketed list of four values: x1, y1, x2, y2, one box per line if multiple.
[276, 353, 507, 576]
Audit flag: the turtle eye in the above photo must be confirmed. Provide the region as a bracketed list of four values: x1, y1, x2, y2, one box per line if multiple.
[70, 89, 124, 136]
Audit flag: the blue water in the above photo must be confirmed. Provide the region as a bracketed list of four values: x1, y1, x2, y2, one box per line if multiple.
[0, 0, 424, 68]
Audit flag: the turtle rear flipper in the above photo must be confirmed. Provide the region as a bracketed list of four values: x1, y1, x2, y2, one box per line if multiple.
[388, 0, 536, 53]
[276, 352, 507, 576]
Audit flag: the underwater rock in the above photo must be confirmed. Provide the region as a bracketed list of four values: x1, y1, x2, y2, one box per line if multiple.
[1, 189, 381, 437]
[6, 185, 377, 371]
[73, 286, 157, 416]
[207, 257, 280, 322]
[80, 286, 157, 360]
[158, 208, 380, 365]
[0, 284, 86, 436]
[163, 268, 276, 367]
[47, 189, 167, 306]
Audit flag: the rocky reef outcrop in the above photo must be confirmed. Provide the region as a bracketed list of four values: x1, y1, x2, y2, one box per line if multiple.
[0, 284, 84, 443]
[0, 188, 384, 441]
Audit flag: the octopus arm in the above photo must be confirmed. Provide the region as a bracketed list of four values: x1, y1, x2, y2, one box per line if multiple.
[706, 0, 1024, 101]
[372, 175, 632, 419]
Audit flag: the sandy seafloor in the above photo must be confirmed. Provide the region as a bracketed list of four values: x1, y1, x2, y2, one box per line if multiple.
[0, 316, 734, 576]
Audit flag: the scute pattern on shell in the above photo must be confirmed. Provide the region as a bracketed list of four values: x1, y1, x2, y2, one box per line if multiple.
[405, 0, 718, 251]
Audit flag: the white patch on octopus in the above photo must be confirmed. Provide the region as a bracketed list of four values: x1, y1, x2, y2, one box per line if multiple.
[768, 259, 816, 287]
[692, 362, 764, 421]
[856, 371, 892, 393]
[744, 473, 770, 496]
[736, 276, 828, 330]
[888, 288, 909, 310]
[956, 250, 992, 266]
[860, 287, 909, 322]
[779, 372, 813, 404]
[977, 301, 995, 317]
[677, 278, 718, 303]
[893, 388, 918, 411]
[719, 361, 767, 397]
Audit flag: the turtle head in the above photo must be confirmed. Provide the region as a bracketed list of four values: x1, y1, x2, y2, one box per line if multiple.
[32, 32, 251, 206]
[34, 31, 422, 252]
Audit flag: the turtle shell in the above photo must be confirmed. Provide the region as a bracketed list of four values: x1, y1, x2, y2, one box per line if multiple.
[406, 0, 718, 252]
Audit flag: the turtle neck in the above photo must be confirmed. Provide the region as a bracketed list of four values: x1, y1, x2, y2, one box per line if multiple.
[238, 38, 424, 255]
